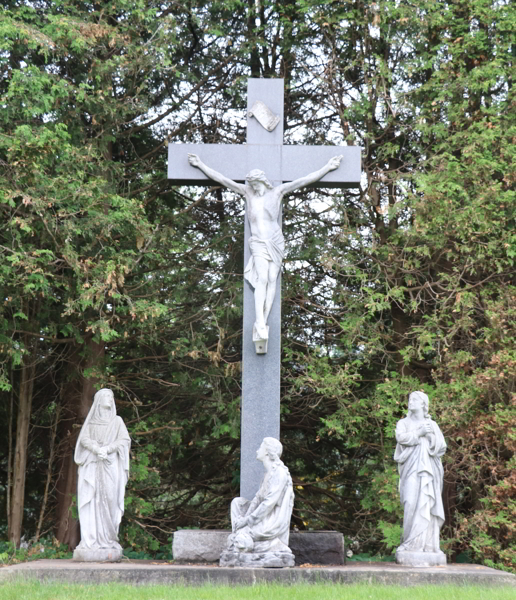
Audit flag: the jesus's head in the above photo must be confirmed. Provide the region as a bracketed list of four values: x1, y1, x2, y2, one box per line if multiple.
[246, 169, 273, 195]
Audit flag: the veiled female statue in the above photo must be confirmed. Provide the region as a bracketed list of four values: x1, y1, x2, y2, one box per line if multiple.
[220, 437, 295, 567]
[394, 391, 447, 566]
[73, 388, 131, 561]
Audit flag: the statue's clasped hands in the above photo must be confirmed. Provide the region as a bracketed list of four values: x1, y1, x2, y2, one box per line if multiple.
[96, 447, 109, 460]
[418, 421, 433, 437]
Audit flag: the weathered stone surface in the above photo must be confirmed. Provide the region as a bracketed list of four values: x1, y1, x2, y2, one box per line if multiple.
[2, 559, 515, 587]
[396, 550, 446, 568]
[289, 531, 344, 565]
[220, 550, 295, 568]
[172, 530, 344, 566]
[72, 548, 122, 563]
[173, 530, 228, 563]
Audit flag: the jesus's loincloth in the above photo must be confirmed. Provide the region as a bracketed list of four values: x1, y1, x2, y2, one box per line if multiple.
[244, 230, 285, 289]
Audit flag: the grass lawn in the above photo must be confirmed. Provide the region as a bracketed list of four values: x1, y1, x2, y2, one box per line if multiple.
[0, 582, 514, 600]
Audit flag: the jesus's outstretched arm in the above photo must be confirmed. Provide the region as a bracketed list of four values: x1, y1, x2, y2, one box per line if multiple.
[277, 155, 343, 196]
[188, 154, 246, 196]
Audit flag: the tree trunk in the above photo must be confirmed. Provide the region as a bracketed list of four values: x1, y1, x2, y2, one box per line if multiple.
[442, 472, 457, 561]
[6, 372, 14, 531]
[34, 404, 61, 543]
[8, 354, 36, 547]
[54, 339, 104, 549]
[55, 115, 112, 549]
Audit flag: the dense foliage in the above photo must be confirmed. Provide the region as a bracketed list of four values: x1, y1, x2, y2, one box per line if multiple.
[0, 0, 514, 570]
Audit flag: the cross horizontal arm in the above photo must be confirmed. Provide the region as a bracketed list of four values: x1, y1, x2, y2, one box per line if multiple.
[281, 146, 361, 189]
[168, 144, 361, 189]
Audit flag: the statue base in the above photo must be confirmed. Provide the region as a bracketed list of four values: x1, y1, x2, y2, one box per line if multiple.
[396, 549, 446, 568]
[220, 549, 295, 568]
[73, 547, 123, 562]
[172, 530, 345, 565]
[253, 324, 269, 354]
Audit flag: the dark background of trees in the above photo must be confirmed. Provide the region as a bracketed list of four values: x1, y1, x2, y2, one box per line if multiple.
[0, 0, 514, 570]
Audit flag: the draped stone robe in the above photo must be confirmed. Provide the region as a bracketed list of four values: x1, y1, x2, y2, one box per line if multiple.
[244, 229, 285, 290]
[229, 460, 294, 554]
[394, 417, 446, 552]
[75, 400, 130, 550]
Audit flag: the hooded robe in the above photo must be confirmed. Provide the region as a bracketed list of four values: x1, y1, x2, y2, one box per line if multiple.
[75, 389, 130, 549]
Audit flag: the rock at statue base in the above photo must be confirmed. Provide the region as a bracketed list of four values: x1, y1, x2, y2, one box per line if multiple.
[220, 549, 295, 568]
[73, 547, 123, 562]
[396, 549, 446, 568]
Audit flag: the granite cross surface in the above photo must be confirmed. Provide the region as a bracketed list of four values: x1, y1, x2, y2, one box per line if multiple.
[168, 79, 361, 499]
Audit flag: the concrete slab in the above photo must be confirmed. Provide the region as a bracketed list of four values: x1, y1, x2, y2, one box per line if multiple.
[0, 559, 515, 587]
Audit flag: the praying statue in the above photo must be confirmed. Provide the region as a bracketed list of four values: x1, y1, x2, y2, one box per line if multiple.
[220, 437, 295, 567]
[73, 388, 131, 562]
[394, 391, 447, 567]
[187, 153, 343, 349]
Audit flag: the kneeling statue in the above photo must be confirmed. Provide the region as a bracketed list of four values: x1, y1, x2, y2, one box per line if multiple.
[220, 437, 295, 567]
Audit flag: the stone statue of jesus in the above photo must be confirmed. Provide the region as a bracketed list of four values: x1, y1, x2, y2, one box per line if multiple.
[188, 153, 343, 344]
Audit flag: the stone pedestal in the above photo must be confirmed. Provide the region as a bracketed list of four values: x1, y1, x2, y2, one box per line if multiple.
[172, 530, 228, 563]
[73, 547, 123, 562]
[396, 550, 446, 568]
[289, 531, 345, 565]
[172, 529, 345, 565]
[220, 549, 295, 568]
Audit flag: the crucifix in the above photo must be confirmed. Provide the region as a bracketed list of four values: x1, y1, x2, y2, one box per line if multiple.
[168, 79, 361, 499]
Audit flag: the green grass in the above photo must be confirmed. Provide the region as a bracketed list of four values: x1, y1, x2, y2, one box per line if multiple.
[0, 582, 514, 600]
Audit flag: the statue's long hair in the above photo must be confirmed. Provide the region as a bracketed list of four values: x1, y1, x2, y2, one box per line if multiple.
[245, 169, 273, 189]
[263, 437, 283, 463]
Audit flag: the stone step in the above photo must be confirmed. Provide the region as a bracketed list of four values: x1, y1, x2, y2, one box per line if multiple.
[1, 559, 515, 587]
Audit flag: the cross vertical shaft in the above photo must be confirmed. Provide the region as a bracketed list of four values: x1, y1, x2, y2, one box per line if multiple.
[240, 79, 284, 499]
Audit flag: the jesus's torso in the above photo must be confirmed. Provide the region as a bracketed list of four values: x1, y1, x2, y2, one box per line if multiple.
[245, 188, 282, 240]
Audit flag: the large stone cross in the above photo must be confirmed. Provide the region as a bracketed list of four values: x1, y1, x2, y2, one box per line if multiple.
[168, 79, 361, 499]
